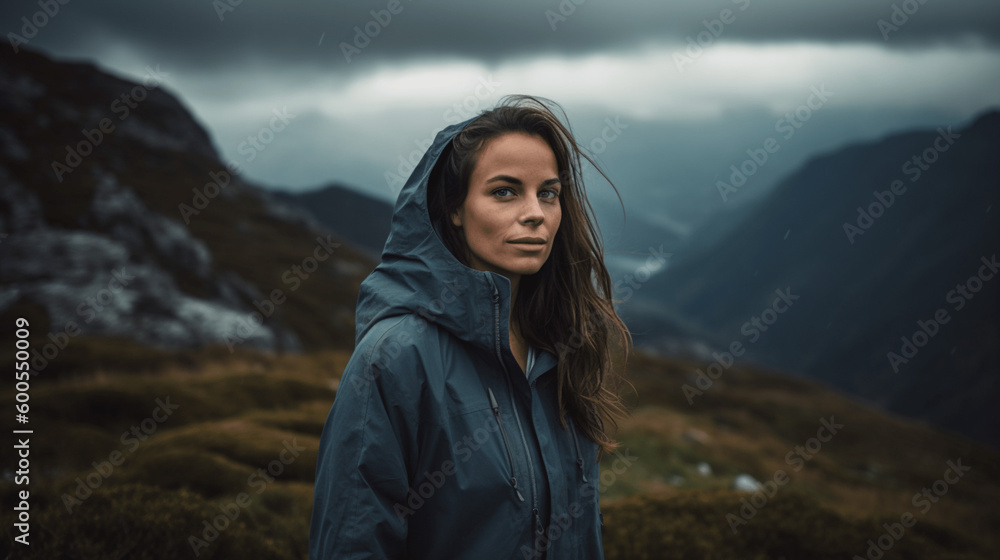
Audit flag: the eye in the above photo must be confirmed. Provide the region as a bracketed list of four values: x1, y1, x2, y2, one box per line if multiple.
[491, 187, 515, 198]
[540, 188, 560, 200]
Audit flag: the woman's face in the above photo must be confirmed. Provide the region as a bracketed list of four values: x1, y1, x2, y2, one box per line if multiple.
[450, 132, 562, 281]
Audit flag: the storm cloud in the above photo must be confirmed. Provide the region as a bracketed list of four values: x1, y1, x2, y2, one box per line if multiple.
[3, 0, 998, 205]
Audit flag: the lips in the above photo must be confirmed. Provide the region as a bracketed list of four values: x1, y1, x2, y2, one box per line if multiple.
[508, 237, 547, 245]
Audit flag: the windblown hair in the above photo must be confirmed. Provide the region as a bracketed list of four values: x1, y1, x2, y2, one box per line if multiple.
[428, 94, 633, 458]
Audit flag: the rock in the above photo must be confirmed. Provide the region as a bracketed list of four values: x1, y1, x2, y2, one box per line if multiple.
[0, 166, 46, 232]
[732, 474, 763, 493]
[0, 227, 296, 350]
[89, 171, 214, 281]
[683, 428, 710, 444]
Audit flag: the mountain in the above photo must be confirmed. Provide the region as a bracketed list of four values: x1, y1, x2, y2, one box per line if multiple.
[625, 111, 1000, 447]
[0, 47, 377, 372]
[271, 184, 393, 260]
[1, 45, 997, 560]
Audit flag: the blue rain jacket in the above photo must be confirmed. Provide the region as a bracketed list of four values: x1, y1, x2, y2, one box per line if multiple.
[309, 117, 606, 559]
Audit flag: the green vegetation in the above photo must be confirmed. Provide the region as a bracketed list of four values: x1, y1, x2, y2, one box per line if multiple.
[0, 347, 340, 559]
[1, 342, 997, 559]
[602, 490, 983, 560]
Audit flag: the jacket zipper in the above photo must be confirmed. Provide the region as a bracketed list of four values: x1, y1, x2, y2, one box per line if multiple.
[488, 387, 525, 502]
[569, 417, 589, 483]
[491, 281, 545, 538]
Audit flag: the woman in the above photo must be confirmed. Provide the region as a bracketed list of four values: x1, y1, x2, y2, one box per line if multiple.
[310, 95, 632, 559]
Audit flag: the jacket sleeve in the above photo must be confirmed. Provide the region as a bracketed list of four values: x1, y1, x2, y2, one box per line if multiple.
[310, 339, 416, 559]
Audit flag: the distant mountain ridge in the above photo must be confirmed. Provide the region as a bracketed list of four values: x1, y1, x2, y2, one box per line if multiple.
[625, 110, 1000, 446]
[272, 184, 393, 260]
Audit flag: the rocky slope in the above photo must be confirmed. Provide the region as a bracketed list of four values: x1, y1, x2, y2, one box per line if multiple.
[0, 48, 375, 365]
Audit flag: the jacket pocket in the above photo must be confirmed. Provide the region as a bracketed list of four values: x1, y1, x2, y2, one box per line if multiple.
[488, 387, 525, 502]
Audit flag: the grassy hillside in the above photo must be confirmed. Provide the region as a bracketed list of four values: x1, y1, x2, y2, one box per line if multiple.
[1, 342, 997, 559]
[603, 352, 999, 559]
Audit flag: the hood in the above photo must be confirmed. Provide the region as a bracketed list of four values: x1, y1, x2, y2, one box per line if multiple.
[354, 117, 516, 355]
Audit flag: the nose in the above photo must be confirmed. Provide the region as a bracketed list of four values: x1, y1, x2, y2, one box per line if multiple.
[520, 195, 545, 225]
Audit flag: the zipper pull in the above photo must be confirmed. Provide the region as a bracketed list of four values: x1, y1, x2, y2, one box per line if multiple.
[533, 508, 545, 536]
[512, 479, 525, 502]
[488, 388, 499, 411]
[570, 419, 589, 483]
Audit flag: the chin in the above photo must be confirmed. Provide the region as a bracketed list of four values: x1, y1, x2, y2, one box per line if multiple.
[509, 266, 543, 277]
[502, 257, 550, 277]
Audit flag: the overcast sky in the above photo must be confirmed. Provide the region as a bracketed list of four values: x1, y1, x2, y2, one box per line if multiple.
[4, 0, 999, 209]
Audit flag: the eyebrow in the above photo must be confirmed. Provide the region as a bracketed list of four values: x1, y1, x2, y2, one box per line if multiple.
[485, 174, 561, 187]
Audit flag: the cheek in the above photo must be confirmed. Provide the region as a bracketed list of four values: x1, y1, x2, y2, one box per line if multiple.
[468, 205, 504, 238]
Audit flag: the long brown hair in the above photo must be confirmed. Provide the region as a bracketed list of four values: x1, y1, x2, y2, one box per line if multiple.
[428, 94, 632, 457]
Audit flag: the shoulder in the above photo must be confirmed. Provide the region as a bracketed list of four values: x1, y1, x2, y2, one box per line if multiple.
[354, 313, 449, 377]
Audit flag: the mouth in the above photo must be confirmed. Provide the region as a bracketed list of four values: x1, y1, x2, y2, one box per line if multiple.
[507, 237, 547, 245]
